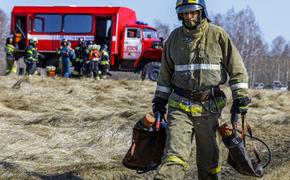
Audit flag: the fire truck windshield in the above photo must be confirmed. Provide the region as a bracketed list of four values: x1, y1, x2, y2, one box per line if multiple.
[142, 28, 158, 39]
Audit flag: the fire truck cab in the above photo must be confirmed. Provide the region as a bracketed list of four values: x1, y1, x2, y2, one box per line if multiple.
[11, 6, 162, 79]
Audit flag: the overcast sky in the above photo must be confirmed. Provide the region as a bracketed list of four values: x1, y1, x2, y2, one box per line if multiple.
[1, 0, 289, 44]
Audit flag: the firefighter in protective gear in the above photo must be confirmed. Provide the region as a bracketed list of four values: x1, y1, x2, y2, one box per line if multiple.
[56, 38, 68, 74]
[72, 37, 87, 77]
[88, 44, 101, 80]
[25, 38, 39, 75]
[5, 37, 16, 75]
[99, 44, 110, 78]
[153, 0, 250, 179]
[82, 40, 94, 76]
[61, 41, 75, 78]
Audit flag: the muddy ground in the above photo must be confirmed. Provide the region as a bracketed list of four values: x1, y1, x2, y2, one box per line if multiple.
[0, 72, 289, 180]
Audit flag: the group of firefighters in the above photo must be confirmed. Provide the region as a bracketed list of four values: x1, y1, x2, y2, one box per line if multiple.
[4, 36, 110, 80]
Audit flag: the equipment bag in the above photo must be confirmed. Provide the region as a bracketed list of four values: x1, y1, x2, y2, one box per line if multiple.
[122, 115, 166, 173]
[219, 115, 271, 177]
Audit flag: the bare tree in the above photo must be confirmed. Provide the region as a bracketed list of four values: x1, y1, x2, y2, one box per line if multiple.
[0, 8, 8, 75]
[213, 7, 266, 86]
[270, 36, 287, 82]
[211, 6, 290, 87]
[279, 43, 290, 84]
[153, 20, 171, 41]
[0, 8, 8, 53]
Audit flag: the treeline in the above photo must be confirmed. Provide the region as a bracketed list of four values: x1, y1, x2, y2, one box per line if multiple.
[212, 7, 290, 86]
[0, 8, 8, 59]
[1, 7, 290, 86]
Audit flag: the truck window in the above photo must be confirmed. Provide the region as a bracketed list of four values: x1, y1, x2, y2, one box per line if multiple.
[142, 28, 158, 39]
[33, 14, 62, 32]
[63, 15, 92, 33]
[127, 29, 140, 38]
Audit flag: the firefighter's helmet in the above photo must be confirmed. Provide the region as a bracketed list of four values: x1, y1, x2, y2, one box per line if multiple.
[92, 44, 101, 50]
[6, 37, 13, 45]
[29, 37, 38, 44]
[78, 37, 85, 44]
[61, 38, 67, 46]
[175, 0, 209, 20]
[101, 44, 108, 51]
[86, 40, 93, 45]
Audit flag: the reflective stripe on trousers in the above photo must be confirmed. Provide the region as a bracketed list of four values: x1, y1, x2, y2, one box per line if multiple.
[164, 155, 189, 170]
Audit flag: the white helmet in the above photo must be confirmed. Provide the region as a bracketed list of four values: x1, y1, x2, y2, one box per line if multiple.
[29, 37, 38, 44]
[92, 44, 100, 50]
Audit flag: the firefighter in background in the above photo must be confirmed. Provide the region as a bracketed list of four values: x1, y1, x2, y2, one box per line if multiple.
[99, 44, 110, 78]
[83, 40, 94, 76]
[72, 37, 87, 77]
[25, 38, 39, 75]
[61, 41, 75, 78]
[88, 44, 101, 80]
[152, 0, 250, 179]
[5, 37, 16, 75]
[56, 38, 68, 75]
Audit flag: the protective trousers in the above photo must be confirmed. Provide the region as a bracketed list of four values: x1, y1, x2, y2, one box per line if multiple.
[6, 55, 15, 74]
[99, 64, 110, 76]
[72, 61, 83, 76]
[62, 58, 71, 78]
[154, 106, 222, 180]
[90, 61, 100, 79]
[25, 61, 37, 75]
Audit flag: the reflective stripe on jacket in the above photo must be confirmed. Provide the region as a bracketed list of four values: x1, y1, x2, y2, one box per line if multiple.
[5, 44, 15, 55]
[26, 45, 38, 62]
[100, 50, 110, 65]
[74, 45, 87, 62]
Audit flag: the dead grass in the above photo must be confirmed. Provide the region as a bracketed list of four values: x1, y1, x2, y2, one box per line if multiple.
[0, 74, 289, 179]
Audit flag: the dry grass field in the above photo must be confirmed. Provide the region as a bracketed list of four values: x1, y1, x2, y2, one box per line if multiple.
[0, 72, 289, 180]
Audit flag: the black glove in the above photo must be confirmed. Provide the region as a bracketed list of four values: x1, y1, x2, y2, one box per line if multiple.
[152, 97, 168, 116]
[231, 97, 251, 115]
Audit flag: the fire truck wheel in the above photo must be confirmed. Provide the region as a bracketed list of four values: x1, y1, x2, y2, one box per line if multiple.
[143, 62, 161, 81]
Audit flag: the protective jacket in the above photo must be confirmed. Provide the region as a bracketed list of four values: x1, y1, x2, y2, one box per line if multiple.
[100, 50, 110, 65]
[89, 49, 101, 62]
[75, 44, 88, 62]
[154, 19, 249, 116]
[5, 44, 15, 61]
[25, 45, 38, 62]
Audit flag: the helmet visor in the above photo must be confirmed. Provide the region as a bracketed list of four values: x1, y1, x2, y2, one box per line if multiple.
[176, 4, 203, 13]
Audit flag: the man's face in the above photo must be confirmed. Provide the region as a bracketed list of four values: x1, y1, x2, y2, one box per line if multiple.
[180, 10, 200, 22]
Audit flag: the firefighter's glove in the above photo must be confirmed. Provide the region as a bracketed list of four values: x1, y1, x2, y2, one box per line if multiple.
[231, 97, 251, 115]
[152, 97, 167, 118]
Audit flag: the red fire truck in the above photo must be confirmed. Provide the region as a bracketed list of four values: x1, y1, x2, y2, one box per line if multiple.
[11, 6, 162, 80]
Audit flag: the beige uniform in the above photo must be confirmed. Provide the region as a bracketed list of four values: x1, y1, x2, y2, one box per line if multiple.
[154, 19, 249, 180]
